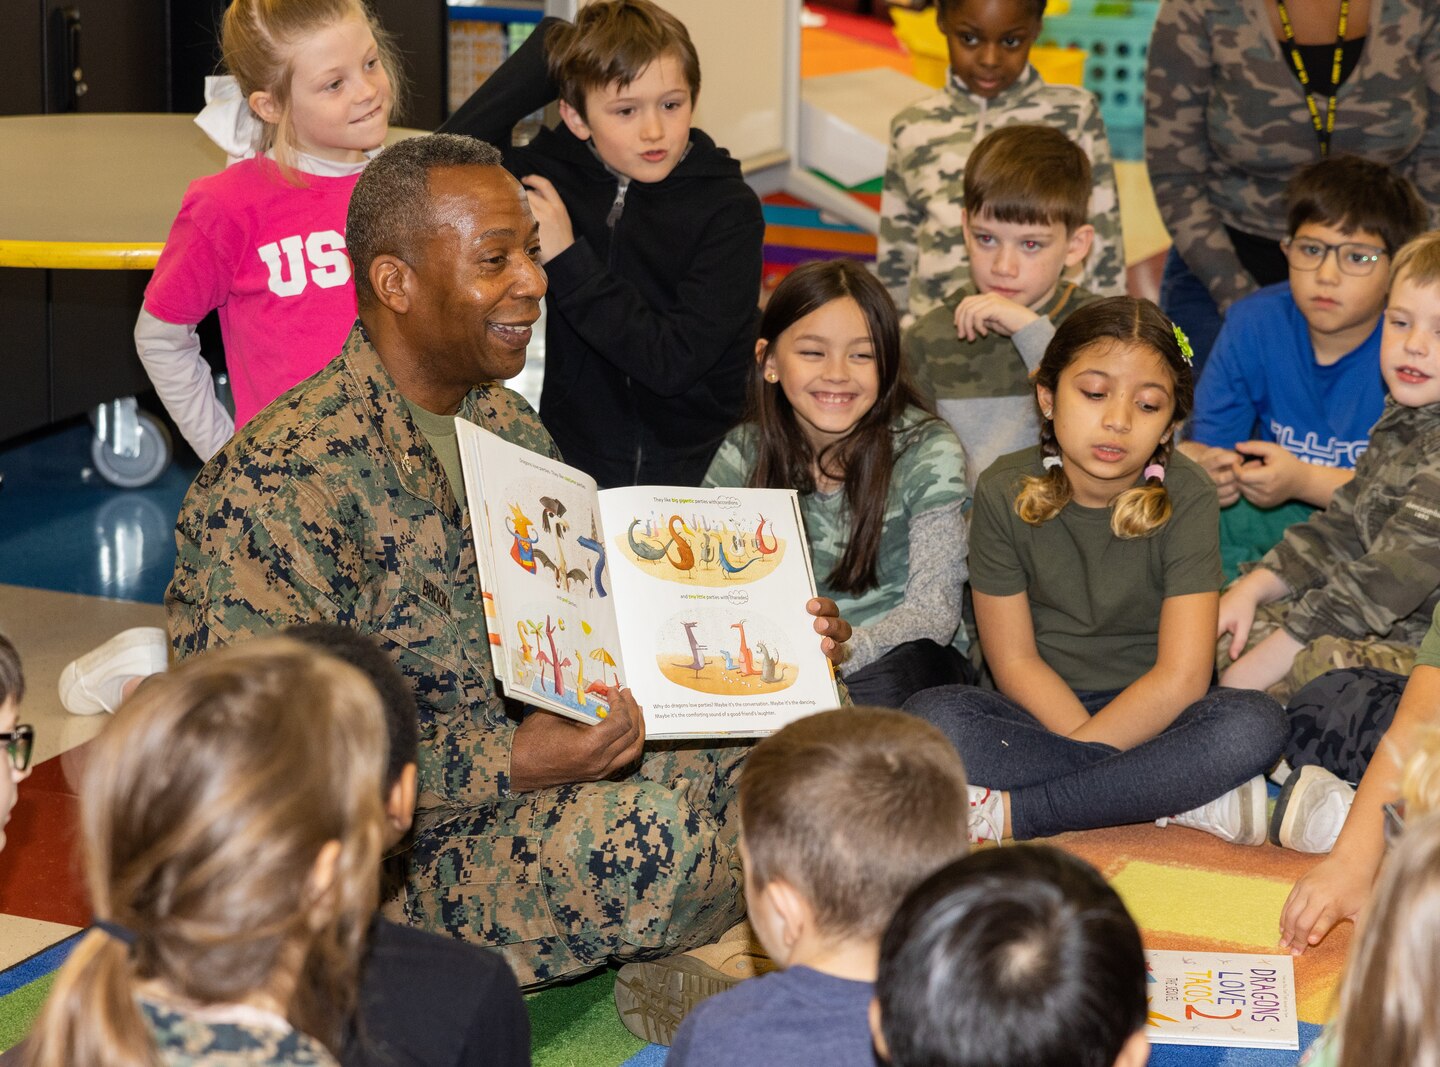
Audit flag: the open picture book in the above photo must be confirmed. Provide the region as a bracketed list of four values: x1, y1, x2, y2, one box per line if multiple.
[457, 419, 843, 739]
[1144, 950, 1298, 1050]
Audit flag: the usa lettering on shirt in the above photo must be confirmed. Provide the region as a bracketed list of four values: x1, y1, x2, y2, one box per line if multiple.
[257, 230, 352, 297]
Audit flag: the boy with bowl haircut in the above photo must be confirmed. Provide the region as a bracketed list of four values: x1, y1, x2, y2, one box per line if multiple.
[1217, 232, 1440, 704]
[903, 124, 1099, 479]
[871, 846, 1149, 1067]
[663, 708, 972, 1066]
[879, 0, 1124, 326]
[1181, 156, 1427, 573]
[441, 0, 763, 489]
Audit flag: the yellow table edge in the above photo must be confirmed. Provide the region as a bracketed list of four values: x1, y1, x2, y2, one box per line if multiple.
[0, 240, 164, 271]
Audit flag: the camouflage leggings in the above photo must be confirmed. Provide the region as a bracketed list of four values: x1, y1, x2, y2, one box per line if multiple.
[1215, 600, 1418, 704]
[403, 740, 749, 988]
[1283, 668, 1408, 784]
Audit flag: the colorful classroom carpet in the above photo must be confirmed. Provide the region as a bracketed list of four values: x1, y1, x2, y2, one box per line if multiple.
[0, 821, 1341, 1065]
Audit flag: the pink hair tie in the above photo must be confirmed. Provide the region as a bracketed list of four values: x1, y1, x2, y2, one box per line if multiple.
[1143, 463, 1166, 483]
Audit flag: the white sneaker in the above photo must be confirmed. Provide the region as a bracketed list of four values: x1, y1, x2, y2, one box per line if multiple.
[968, 785, 1004, 844]
[1157, 776, 1267, 845]
[57, 627, 168, 715]
[1269, 764, 1354, 853]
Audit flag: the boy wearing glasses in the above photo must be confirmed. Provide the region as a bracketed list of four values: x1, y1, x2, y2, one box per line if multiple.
[1180, 157, 1426, 576]
[0, 634, 33, 852]
[1214, 231, 1440, 702]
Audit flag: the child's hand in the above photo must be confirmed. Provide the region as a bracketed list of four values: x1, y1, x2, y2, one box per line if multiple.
[1219, 628, 1303, 691]
[1279, 852, 1373, 954]
[1233, 441, 1305, 508]
[519, 174, 576, 264]
[808, 597, 853, 666]
[953, 293, 1039, 341]
[1177, 441, 1242, 506]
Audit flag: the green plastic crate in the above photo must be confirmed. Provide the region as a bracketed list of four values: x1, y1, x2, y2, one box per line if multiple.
[1038, 0, 1159, 159]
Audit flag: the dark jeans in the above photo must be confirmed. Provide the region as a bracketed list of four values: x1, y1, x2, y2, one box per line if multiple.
[1283, 667, 1407, 784]
[1159, 247, 1224, 381]
[903, 685, 1286, 839]
[844, 638, 974, 709]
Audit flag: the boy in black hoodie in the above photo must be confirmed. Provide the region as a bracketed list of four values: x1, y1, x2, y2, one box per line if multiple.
[442, 0, 764, 488]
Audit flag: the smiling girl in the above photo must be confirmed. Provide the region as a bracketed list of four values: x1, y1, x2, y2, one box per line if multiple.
[906, 296, 1286, 843]
[703, 260, 972, 707]
[137, 0, 400, 461]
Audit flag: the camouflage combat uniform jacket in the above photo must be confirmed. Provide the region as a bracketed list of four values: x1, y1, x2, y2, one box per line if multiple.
[878, 65, 1125, 324]
[1263, 400, 1440, 648]
[1145, 0, 1440, 313]
[167, 324, 555, 813]
[142, 1000, 335, 1066]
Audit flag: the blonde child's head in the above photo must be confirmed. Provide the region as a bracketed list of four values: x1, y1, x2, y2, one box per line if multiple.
[25, 638, 388, 1067]
[1401, 724, 1440, 817]
[1380, 232, 1440, 410]
[962, 125, 1095, 310]
[738, 707, 970, 961]
[222, 0, 401, 168]
[1330, 811, 1440, 1067]
[1018, 296, 1194, 538]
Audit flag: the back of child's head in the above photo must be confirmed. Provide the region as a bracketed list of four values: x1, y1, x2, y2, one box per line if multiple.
[876, 845, 1146, 1067]
[1017, 295, 1194, 538]
[1402, 724, 1440, 818]
[964, 124, 1091, 234]
[222, 0, 401, 163]
[285, 622, 417, 791]
[0, 634, 23, 706]
[1285, 155, 1427, 255]
[547, 0, 700, 120]
[1331, 811, 1440, 1067]
[1389, 231, 1440, 296]
[739, 706, 970, 941]
[936, 0, 1047, 21]
[747, 259, 927, 596]
[25, 638, 388, 1067]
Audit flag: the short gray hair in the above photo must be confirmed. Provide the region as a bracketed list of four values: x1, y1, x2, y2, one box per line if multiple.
[347, 134, 505, 307]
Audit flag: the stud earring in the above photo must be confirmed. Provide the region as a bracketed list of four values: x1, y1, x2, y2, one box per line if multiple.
[765, 372, 779, 383]
[1043, 409, 1053, 419]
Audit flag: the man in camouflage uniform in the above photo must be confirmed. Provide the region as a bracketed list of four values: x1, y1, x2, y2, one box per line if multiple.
[166, 134, 852, 987]
[878, 64, 1125, 325]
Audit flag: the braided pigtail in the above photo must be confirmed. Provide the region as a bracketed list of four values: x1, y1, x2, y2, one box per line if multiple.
[1014, 412, 1072, 526]
[1110, 438, 1175, 539]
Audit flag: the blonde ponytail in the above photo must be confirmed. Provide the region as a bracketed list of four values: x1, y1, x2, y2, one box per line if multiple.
[25, 932, 152, 1067]
[1109, 440, 1175, 539]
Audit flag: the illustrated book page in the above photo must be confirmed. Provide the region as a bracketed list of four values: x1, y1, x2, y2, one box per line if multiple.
[1144, 950, 1298, 1049]
[458, 419, 624, 725]
[597, 483, 842, 739]
[458, 421, 842, 736]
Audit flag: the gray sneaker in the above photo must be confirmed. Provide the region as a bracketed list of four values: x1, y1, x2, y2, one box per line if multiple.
[1269, 764, 1354, 853]
[1158, 776, 1268, 845]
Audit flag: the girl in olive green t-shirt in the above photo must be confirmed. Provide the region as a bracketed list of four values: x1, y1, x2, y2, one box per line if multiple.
[906, 297, 1286, 844]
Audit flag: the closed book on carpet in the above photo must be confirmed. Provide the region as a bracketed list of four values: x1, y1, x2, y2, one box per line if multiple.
[1144, 950, 1299, 1050]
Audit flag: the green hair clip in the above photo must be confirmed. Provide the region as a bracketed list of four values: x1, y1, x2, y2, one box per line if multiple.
[1173, 324, 1194, 366]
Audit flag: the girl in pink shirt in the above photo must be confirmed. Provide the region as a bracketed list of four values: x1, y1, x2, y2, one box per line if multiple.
[139, 0, 399, 460]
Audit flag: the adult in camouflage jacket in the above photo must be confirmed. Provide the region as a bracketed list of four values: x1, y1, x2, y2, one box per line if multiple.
[166, 136, 852, 987]
[1145, 0, 1440, 320]
[878, 65, 1125, 324]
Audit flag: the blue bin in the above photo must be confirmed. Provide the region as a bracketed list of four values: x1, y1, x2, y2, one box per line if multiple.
[1037, 0, 1160, 160]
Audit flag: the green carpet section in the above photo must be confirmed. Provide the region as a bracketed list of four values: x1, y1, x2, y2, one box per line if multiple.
[527, 968, 645, 1067]
[0, 972, 56, 1051]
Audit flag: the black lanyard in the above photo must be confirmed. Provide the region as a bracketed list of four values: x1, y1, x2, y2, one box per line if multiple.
[1276, 0, 1349, 157]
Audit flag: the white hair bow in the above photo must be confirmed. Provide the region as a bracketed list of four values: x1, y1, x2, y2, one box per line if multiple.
[194, 75, 265, 165]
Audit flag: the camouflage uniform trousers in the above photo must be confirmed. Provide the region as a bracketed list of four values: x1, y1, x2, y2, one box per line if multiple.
[1281, 668, 1408, 784]
[403, 738, 749, 989]
[1215, 599, 1418, 705]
